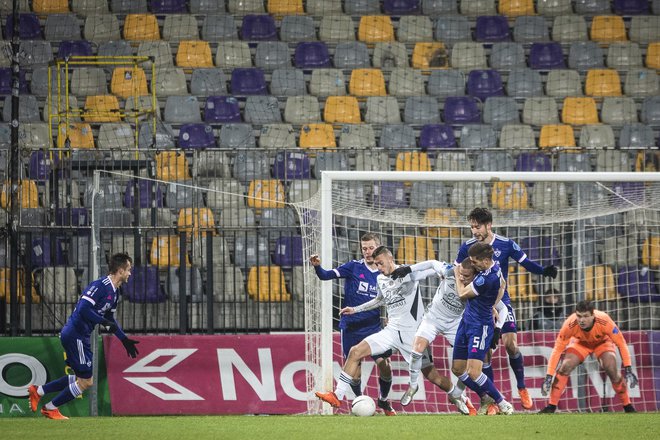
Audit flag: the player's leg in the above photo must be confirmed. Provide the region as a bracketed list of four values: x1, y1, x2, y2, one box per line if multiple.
[375, 354, 393, 402]
[598, 347, 635, 412]
[501, 304, 532, 409]
[409, 329, 432, 391]
[540, 349, 583, 413]
[28, 374, 76, 412]
[341, 329, 363, 397]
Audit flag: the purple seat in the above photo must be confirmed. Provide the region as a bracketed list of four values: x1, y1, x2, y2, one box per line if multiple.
[30, 237, 66, 268]
[618, 267, 659, 302]
[55, 208, 89, 227]
[241, 15, 278, 41]
[124, 179, 164, 208]
[466, 69, 504, 101]
[272, 235, 304, 268]
[58, 40, 94, 59]
[517, 237, 560, 266]
[383, 0, 421, 14]
[294, 42, 331, 68]
[5, 13, 43, 40]
[611, 182, 645, 207]
[0, 68, 28, 95]
[613, 0, 649, 14]
[230, 68, 267, 95]
[28, 150, 56, 182]
[204, 96, 241, 122]
[515, 152, 552, 172]
[273, 151, 311, 179]
[475, 16, 510, 42]
[124, 266, 167, 303]
[372, 181, 408, 209]
[150, 0, 188, 13]
[529, 42, 566, 70]
[443, 96, 481, 124]
[178, 123, 216, 149]
[420, 124, 456, 150]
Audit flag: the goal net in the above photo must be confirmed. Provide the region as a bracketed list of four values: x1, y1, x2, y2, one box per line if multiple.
[292, 171, 660, 415]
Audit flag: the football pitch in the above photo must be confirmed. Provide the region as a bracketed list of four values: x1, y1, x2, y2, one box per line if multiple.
[2, 413, 659, 440]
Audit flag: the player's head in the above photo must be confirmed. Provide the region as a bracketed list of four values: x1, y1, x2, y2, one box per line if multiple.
[458, 258, 477, 284]
[109, 252, 132, 285]
[467, 242, 494, 271]
[575, 300, 596, 329]
[467, 207, 493, 243]
[372, 246, 395, 276]
[360, 232, 381, 264]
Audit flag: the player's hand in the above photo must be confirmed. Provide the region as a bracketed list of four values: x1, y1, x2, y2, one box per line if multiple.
[339, 307, 354, 316]
[121, 338, 140, 358]
[390, 265, 412, 280]
[309, 255, 321, 266]
[541, 374, 553, 396]
[625, 366, 638, 389]
[490, 327, 502, 350]
[542, 265, 558, 279]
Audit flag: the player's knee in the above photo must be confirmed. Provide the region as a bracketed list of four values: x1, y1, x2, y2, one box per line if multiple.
[77, 377, 93, 391]
[557, 364, 574, 376]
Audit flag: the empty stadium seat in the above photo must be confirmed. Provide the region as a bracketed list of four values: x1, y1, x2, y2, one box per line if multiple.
[273, 152, 311, 179]
[373, 42, 409, 68]
[579, 124, 616, 149]
[45, 14, 81, 41]
[539, 124, 576, 149]
[395, 152, 432, 172]
[84, 14, 120, 42]
[451, 42, 488, 70]
[268, 0, 304, 14]
[339, 124, 376, 148]
[124, 179, 164, 209]
[150, 235, 188, 268]
[309, 69, 346, 96]
[324, 96, 361, 124]
[500, 123, 536, 149]
[190, 69, 227, 96]
[575, 0, 610, 14]
[483, 97, 520, 128]
[411, 42, 448, 69]
[475, 15, 511, 42]
[72, 0, 109, 14]
[155, 151, 191, 181]
[1, 179, 39, 208]
[561, 97, 599, 125]
[646, 42, 660, 69]
[499, 0, 534, 16]
[5, 13, 42, 39]
[215, 41, 252, 68]
[398, 16, 433, 42]
[179, 123, 215, 149]
[585, 265, 618, 301]
[358, 16, 395, 43]
[435, 15, 472, 42]
[404, 96, 441, 124]
[334, 42, 370, 69]
[271, 69, 306, 96]
[219, 124, 256, 148]
[228, 0, 265, 13]
[425, 0, 458, 14]
[245, 96, 282, 124]
[522, 97, 559, 125]
[57, 122, 94, 149]
[372, 181, 407, 208]
[466, 69, 504, 100]
[529, 42, 566, 69]
[443, 96, 480, 124]
[585, 69, 622, 96]
[625, 69, 659, 97]
[314, 151, 349, 177]
[590, 16, 627, 42]
[164, 96, 202, 123]
[124, 14, 160, 41]
[602, 97, 638, 126]
[319, 16, 355, 42]
[111, 0, 147, 12]
[389, 68, 425, 96]
[460, 124, 497, 149]
[281, 16, 316, 42]
[247, 266, 290, 302]
[380, 124, 417, 150]
[596, 149, 631, 172]
[299, 123, 336, 150]
[306, 0, 342, 14]
[450, 181, 488, 210]
[607, 42, 643, 69]
[365, 97, 401, 124]
[110, 67, 147, 99]
[491, 181, 529, 210]
[83, 95, 120, 122]
[284, 96, 321, 124]
[18, 41, 53, 67]
[384, 0, 421, 14]
[231, 68, 267, 95]
[247, 180, 286, 209]
[138, 41, 174, 68]
[419, 124, 455, 149]
[177, 207, 216, 237]
[557, 152, 592, 172]
[241, 15, 277, 41]
[490, 42, 526, 69]
[515, 152, 552, 172]
[552, 15, 588, 42]
[397, 236, 435, 265]
[641, 97, 660, 125]
[546, 70, 582, 97]
[513, 15, 550, 42]
[349, 69, 386, 96]
[428, 70, 465, 97]
[629, 16, 660, 44]
[568, 41, 604, 69]
[619, 123, 655, 149]
[203, 15, 238, 41]
[506, 266, 537, 302]
[176, 41, 214, 68]
[58, 40, 93, 58]
[163, 15, 199, 41]
[295, 42, 330, 69]
[97, 123, 134, 150]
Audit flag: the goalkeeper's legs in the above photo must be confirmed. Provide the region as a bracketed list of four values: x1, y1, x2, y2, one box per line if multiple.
[600, 351, 632, 408]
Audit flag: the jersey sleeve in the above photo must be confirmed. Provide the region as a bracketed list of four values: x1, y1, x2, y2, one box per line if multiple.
[335, 260, 357, 278]
[511, 239, 544, 275]
[604, 315, 632, 367]
[81, 282, 104, 306]
[313, 260, 353, 280]
[455, 244, 468, 265]
[547, 318, 574, 376]
[470, 273, 498, 298]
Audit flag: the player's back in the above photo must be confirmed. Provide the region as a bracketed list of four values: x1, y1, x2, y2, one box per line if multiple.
[64, 276, 116, 337]
[463, 262, 503, 324]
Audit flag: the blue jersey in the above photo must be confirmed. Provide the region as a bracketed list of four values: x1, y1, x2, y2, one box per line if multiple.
[455, 234, 543, 305]
[463, 261, 503, 325]
[63, 276, 125, 340]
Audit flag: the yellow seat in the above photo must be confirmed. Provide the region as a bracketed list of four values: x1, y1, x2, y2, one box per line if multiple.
[110, 67, 148, 99]
[646, 42, 660, 70]
[358, 16, 395, 43]
[499, 0, 535, 17]
[246, 179, 286, 209]
[84, 95, 121, 122]
[177, 208, 216, 236]
[635, 151, 660, 172]
[267, 0, 304, 14]
[507, 266, 537, 302]
[539, 124, 577, 150]
[1, 179, 39, 209]
[324, 96, 361, 124]
[642, 237, 660, 267]
[0, 269, 39, 304]
[247, 266, 291, 301]
[33, 0, 69, 13]
[412, 42, 447, 69]
[349, 69, 387, 96]
[150, 235, 190, 268]
[155, 151, 191, 181]
[176, 41, 214, 68]
[585, 69, 622, 97]
[561, 97, 599, 125]
[424, 208, 461, 238]
[299, 123, 336, 150]
[590, 16, 627, 42]
[585, 265, 618, 301]
[491, 181, 529, 210]
[57, 123, 95, 149]
[396, 236, 436, 265]
[124, 14, 160, 41]
[395, 152, 432, 172]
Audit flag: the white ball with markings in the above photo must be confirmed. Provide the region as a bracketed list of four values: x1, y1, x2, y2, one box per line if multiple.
[351, 395, 376, 417]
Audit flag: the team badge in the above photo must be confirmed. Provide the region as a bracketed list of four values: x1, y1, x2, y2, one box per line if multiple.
[475, 276, 485, 286]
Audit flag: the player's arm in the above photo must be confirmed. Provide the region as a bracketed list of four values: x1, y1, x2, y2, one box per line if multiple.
[494, 300, 507, 329]
[309, 254, 346, 280]
[105, 309, 140, 358]
[454, 246, 468, 266]
[546, 320, 572, 377]
[605, 316, 633, 369]
[104, 310, 127, 340]
[512, 240, 558, 278]
[342, 289, 384, 315]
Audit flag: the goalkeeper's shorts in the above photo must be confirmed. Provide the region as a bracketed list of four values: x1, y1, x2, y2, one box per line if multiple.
[566, 340, 615, 363]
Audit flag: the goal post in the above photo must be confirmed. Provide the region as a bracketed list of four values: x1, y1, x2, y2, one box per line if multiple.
[293, 171, 660, 415]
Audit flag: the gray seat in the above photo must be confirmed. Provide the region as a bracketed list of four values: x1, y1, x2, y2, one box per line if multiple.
[219, 124, 256, 149]
[19, 41, 53, 67]
[522, 97, 559, 125]
[537, 0, 573, 16]
[164, 96, 202, 123]
[379, 125, 416, 150]
[428, 70, 465, 97]
[260, 207, 297, 229]
[244, 96, 282, 124]
[507, 68, 543, 97]
[30, 66, 63, 97]
[111, 0, 147, 12]
[568, 42, 604, 69]
[138, 119, 176, 149]
[618, 123, 655, 149]
[314, 152, 349, 178]
[166, 181, 204, 210]
[624, 69, 659, 97]
[641, 97, 660, 125]
[228, 0, 264, 12]
[232, 150, 271, 183]
[168, 267, 203, 303]
[270, 69, 306, 96]
[373, 42, 409, 68]
[233, 233, 270, 268]
[72, 0, 109, 15]
[190, 69, 227, 95]
[460, 0, 497, 16]
[306, 0, 342, 14]
[601, 97, 638, 126]
[423, 0, 458, 14]
[202, 15, 238, 41]
[162, 14, 199, 41]
[489, 42, 526, 69]
[255, 42, 291, 69]
[84, 14, 121, 42]
[513, 16, 550, 42]
[482, 97, 520, 128]
[410, 181, 447, 208]
[398, 16, 434, 43]
[84, 179, 123, 210]
[595, 150, 631, 172]
[345, 0, 380, 14]
[3, 95, 40, 122]
[574, 0, 610, 13]
[474, 151, 515, 171]
[138, 41, 174, 68]
[557, 152, 591, 172]
[365, 97, 401, 124]
[310, 69, 346, 96]
[435, 16, 472, 43]
[552, 15, 588, 42]
[319, 16, 355, 42]
[579, 124, 615, 149]
[45, 14, 81, 41]
[70, 67, 107, 96]
[338, 124, 376, 149]
[259, 124, 295, 149]
[629, 16, 660, 44]
[284, 95, 320, 124]
[334, 42, 370, 69]
[281, 16, 316, 42]
[190, 0, 226, 13]
[546, 69, 582, 97]
[451, 42, 487, 70]
[404, 96, 441, 124]
[98, 40, 133, 58]
[388, 68, 425, 97]
[459, 124, 498, 149]
[607, 42, 643, 69]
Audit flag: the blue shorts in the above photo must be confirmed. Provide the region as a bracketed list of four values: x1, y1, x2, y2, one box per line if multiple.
[60, 327, 93, 379]
[501, 302, 518, 334]
[341, 324, 392, 361]
[452, 319, 495, 362]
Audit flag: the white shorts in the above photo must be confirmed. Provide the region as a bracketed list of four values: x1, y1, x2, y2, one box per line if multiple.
[415, 315, 460, 347]
[364, 326, 433, 368]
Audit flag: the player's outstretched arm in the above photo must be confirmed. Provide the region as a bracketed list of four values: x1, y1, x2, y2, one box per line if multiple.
[348, 292, 383, 314]
[309, 254, 339, 280]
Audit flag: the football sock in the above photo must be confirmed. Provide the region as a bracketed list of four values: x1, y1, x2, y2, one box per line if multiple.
[41, 375, 75, 396]
[379, 375, 393, 400]
[475, 373, 504, 404]
[612, 378, 631, 406]
[482, 363, 494, 383]
[458, 373, 485, 399]
[408, 351, 423, 389]
[350, 379, 362, 397]
[456, 379, 467, 394]
[335, 371, 353, 400]
[549, 373, 569, 406]
[509, 352, 527, 389]
[448, 384, 463, 399]
[51, 380, 83, 408]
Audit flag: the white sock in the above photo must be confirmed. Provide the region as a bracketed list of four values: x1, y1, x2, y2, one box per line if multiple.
[335, 371, 352, 400]
[409, 351, 423, 389]
[449, 384, 463, 399]
[44, 402, 56, 410]
[37, 386, 45, 396]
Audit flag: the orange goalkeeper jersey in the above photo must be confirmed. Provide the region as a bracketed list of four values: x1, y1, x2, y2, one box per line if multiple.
[546, 310, 632, 376]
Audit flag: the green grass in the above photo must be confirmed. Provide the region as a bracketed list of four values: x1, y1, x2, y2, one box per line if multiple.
[2, 413, 659, 440]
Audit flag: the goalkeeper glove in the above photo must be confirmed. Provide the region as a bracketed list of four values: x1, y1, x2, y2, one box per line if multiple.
[490, 327, 502, 350]
[542, 265, 558, 279]
[541, 374, 553, 396]
[390, 265, 412, 280]
[624, 366, 638, 389]
[121, 338, 140, 358]
[101, 320, 118, 334]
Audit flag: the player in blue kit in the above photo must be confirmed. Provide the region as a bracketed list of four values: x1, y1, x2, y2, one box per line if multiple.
[28, 253, 140, 420]
[310, 233, 395, 415]
[451, 242, 513, 415]
[455, 208, 558, 410]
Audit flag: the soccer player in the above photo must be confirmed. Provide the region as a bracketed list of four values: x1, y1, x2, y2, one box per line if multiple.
[310, 233, 395, 415]
[28, 253, 140, 420]
[539, 300, 638, 414]
[451, 242, 514, 415]
[315, 246, 440, 413]
[455, 207, 558, 410]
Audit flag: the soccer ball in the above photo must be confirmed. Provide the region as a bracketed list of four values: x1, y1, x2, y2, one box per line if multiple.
[351, 395, 376, 417]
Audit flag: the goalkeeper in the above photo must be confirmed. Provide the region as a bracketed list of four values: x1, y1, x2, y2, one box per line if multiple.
[539, 300, 637, 414]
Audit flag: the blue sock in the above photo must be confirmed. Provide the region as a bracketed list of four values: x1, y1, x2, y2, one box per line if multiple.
[509, 352, 527, 389]
[42, 375, 74, 395]
[482, 363, 494, 383]
[350, 379, 362, 397]
[475, 373, 504, 404]
[379, 376, 392, 400]
[458, 373, 486, 398]
[51, 381, 83, 408]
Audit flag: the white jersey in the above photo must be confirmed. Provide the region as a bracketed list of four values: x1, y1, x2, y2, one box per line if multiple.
[410, 260, 463, 324]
